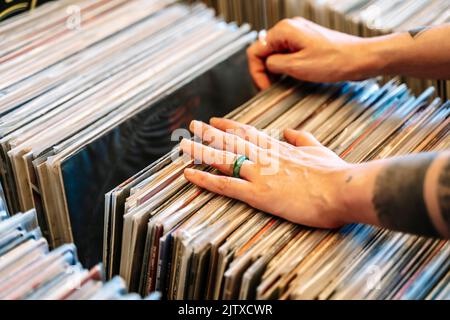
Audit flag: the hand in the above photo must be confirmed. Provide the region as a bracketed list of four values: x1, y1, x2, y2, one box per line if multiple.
[180, 118, 356, 229]
[247, 17, 375, 89]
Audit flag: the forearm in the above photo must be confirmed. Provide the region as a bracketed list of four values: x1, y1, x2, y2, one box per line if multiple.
[352, 24, 450, 80]
[340, 152, 450, 238]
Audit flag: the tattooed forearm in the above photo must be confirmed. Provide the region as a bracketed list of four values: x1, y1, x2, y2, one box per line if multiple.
[373, 152, 444, 238]
[408, 26, 430, 39]
[438, 157, 450, 228]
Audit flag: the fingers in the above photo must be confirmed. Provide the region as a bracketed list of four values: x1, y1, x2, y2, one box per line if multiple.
[246, 20, 297, 90]
[189, 120, 262, 161]
[284, 128, 323, 147]
[180, 139, 256, 181]
[191, 118, 323, 154]
[266, 53, 297, 75]
[247, 41, 273, 90]
[247, 18, 310, 90]
[209, 118, 286, 151]
[184, 168, 255, 204]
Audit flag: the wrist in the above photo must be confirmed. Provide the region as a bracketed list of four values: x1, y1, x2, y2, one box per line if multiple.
[327, 165, 362, 225]
[356, 32, 413, 78]
[337, 163, 379, 226]
[342, 32, 412, 80]
[340, 39, 384, 81]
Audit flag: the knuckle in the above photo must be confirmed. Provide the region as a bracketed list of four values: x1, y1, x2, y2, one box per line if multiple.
[223, 135, 234, 150]
[245, 190, 258, 208]
[255, 183, 270, 199]
[294, 16, 306, 23]
[202, 129, 214, 144]
[217, 176, 232, 193]
[242, 125, 255, 139]
[235, 126, 247, 138]
[277, 18, 294, 30]
[196, 173, 206, 184]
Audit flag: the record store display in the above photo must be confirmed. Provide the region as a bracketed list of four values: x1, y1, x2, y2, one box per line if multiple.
[0, 209, 159, 300]
[106, 78, 449, 300]
[0, 0, 257, 267]
[0, 0, 449, 302]
[194, 0, 450, 100]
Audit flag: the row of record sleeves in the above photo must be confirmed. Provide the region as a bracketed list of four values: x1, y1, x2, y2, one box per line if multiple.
[194, 0, 450, 100]
[105, 78, 450, 300]
[0, 0, 257, 267]
[0, 209, 160, 299]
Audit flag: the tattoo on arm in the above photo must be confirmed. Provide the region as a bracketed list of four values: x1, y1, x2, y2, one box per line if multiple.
[438, 157, 450, 229]
[373, 152, 446, 238]
[408, 26, 430, 39]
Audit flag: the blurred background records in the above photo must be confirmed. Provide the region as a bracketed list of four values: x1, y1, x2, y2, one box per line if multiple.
[192, 0, 450, 100]
[106, 78, 449, 300]
[0, 181, 8, 222]
[0, 209, 157, 300]
[0, 0, 257, 267]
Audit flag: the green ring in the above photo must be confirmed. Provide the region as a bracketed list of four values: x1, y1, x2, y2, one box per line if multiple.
[233, 155, 248, 178]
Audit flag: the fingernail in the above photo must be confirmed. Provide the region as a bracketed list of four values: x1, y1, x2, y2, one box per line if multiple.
[180, 138, 189, 148]
[184, 168, 195, 176]
[210, 117, 219, 124]
[190, 120, 202, 131]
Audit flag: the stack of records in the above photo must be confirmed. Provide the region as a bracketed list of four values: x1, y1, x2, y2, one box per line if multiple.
[0, 209, 154, 300]
[106, 78, 449, 299]
[0, 0, 256, 266]
[195, 0, 450, 100]
[189, 0, 287, 30]
[0, 181, 8, 222]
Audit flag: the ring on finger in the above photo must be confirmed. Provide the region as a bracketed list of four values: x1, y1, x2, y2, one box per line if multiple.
[232, 155, 249, 179]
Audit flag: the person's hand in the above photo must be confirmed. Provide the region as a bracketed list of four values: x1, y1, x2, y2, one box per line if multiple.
[180, 118, 356, 229]
[247, 17, 375, 89]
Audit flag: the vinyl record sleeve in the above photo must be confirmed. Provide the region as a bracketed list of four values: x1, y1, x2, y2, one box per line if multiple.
[60, 48, 256, 267]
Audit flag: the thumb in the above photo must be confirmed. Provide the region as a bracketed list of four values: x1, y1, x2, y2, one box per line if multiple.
[284, 129, 323, 147]
[265, 53, 298, 75]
